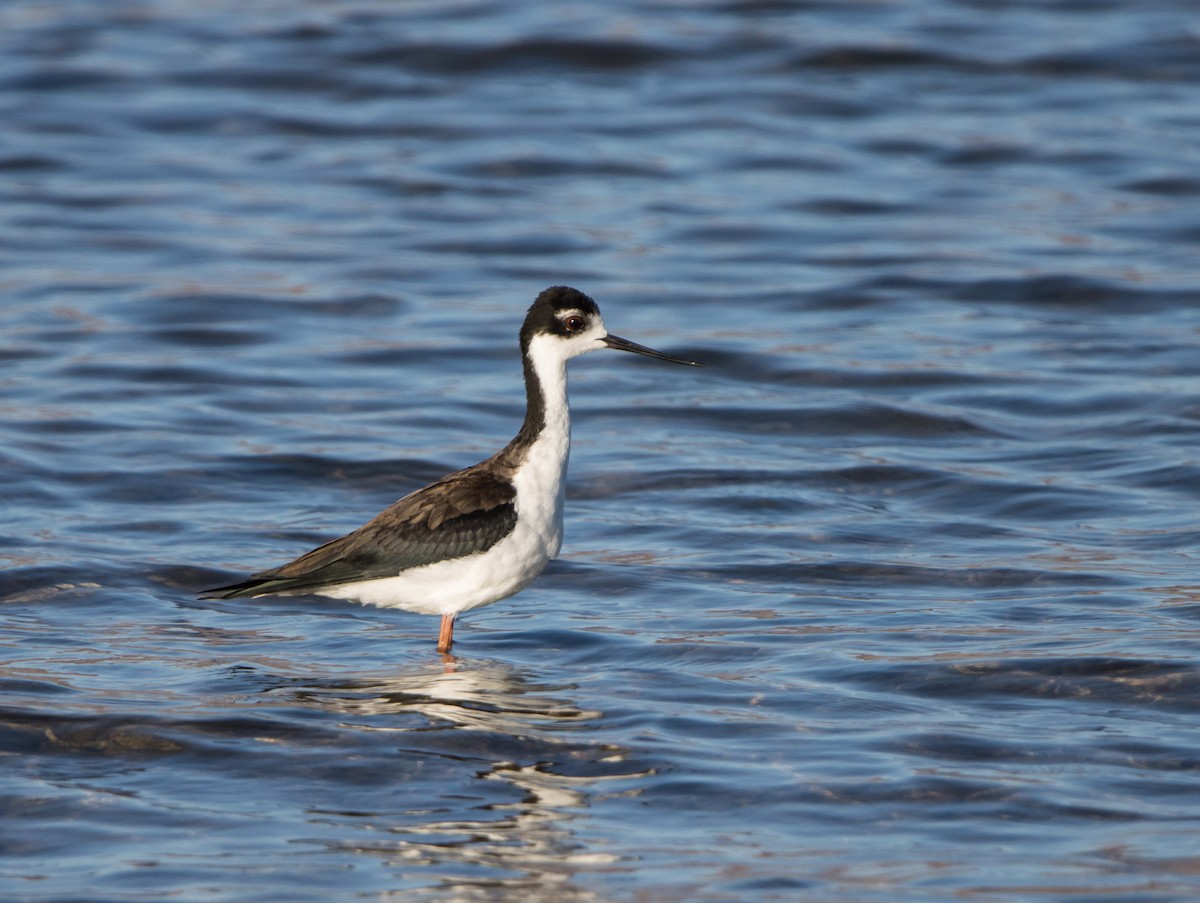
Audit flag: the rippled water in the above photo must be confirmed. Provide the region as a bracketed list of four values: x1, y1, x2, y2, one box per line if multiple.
[4, 1, 1200, 900]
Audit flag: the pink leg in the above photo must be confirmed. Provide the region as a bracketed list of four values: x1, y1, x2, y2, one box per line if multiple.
[437, 614, 455, 654]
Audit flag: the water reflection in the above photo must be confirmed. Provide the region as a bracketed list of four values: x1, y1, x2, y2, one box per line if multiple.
[274, 661, 642, 901]
[288, 659, 601, 732]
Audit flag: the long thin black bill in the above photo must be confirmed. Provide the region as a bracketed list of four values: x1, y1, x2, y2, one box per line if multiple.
[603, 334, 705, 367]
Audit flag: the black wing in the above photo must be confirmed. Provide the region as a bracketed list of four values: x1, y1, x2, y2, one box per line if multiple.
[202, 467, 517, 599]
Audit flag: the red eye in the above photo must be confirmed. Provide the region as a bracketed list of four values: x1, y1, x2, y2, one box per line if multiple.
[563, 315, 585, 332]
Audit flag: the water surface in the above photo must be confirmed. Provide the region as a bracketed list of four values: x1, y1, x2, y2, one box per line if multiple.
[3, 1, 1200, 900]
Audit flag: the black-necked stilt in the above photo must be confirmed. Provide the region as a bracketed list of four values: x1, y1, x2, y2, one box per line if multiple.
[202, 286, 703, 654]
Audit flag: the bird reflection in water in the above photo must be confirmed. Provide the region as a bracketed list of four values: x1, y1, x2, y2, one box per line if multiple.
[278, 660, 649, 900]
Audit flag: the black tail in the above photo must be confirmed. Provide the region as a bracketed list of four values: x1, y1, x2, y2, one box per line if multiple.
[198, 577, 291, 600]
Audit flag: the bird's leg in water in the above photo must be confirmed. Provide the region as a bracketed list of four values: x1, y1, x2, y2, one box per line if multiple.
[437, 614, 455, 654]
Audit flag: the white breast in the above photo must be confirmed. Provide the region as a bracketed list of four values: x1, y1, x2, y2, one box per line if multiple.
[319, 342, 574, 617]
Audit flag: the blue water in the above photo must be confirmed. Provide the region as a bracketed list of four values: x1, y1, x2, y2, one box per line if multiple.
[4, 1, 1200, 900]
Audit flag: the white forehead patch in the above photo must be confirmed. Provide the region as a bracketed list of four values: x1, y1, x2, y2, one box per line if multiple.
[554, 308, 607, 338]
[526, 311, 608, 370]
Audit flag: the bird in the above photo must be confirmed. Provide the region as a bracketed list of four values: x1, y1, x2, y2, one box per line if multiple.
[201, 286, 703, 654]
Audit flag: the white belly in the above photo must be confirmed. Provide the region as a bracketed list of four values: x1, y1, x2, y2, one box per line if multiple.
[318, 424, 569, 617]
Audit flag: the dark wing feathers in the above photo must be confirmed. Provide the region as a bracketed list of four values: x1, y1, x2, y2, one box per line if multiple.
[203, 468, 517, 599]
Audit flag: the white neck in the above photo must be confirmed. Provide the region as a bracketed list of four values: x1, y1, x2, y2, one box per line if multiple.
[524, 332, 572, 462]
[509, 334, 576, 558]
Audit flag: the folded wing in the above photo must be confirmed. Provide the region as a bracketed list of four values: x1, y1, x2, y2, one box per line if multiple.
[202, 467, 517, 598]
